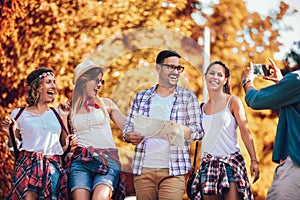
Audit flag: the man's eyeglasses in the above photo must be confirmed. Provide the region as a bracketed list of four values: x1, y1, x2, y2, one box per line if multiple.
[160, 64, 184, 72]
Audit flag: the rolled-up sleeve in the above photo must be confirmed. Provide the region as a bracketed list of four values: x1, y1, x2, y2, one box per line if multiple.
[187, 93, 204, 141]
[123, 95, 137, 136]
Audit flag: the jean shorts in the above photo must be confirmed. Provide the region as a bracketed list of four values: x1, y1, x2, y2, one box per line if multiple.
[69, 156, 120, 193]
[50, 162, 60, 199]
[200, 164, 235, 184]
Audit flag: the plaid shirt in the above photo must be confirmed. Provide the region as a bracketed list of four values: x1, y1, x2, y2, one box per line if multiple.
[123, 85, 203, 176]
[191, 151, 254, 200]
[7, 151, 68, 200]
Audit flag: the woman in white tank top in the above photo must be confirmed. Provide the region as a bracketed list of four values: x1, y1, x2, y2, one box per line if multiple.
[69, 60, 126, 200]
[193, 61, 260, 200]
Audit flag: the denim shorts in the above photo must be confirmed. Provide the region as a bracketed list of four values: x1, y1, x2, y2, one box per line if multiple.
[50, 162, 60, 199]
[200, 164, 235, 184]
[69, 156, 120, 192]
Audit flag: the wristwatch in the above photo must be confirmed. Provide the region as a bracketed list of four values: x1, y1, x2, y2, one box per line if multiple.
[123, 133, 131, 143]
[241, 78, 251, 87]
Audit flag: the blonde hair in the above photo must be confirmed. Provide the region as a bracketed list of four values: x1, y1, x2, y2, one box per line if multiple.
[71, 67, 106, 124]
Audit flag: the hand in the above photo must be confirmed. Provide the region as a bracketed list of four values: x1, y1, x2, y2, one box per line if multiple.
[58, 102, 71, 118]
[63, 134, 78, 152]
[0, 118, 15, 135]
[241, 62, 255, 81]
[263, 58, 283, 83]
[124, 132, 144, 145]
[183, 126, 191, 140]
[250, 160, 260, 183]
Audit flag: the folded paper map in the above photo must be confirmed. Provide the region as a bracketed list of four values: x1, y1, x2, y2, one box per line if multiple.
[133, 114, 188, 149]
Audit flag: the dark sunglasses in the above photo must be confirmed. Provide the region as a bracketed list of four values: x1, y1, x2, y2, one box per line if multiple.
[94, 79, 105, 85]
[161, 64, 184, 72]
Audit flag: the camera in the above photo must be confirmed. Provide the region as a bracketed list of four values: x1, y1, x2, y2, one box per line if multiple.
[251, 62, 271, 76]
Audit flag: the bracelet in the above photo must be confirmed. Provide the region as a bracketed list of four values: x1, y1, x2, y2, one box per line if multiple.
[241, 78, 251, 87]
[251, 158, 259, 164]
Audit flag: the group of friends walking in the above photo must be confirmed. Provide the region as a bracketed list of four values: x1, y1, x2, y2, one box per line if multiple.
[1, 45, 300, 200]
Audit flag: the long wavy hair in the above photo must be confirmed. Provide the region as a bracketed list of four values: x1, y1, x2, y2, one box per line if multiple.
[71, 67, 106, 123]
[205, 61, 232, 94]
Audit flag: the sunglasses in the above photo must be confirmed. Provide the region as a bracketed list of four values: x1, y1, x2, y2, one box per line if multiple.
[94, 79, 105, 85]
[160, 64, 184, 72]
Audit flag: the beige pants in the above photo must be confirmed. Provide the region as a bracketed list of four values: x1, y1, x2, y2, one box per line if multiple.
[134, 168, 185, 200]
[267, 156, 300, 200]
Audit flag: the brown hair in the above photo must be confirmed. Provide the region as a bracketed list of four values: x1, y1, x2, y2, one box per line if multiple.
[26, 68, 55, 105]
[205, 61, 232, 94]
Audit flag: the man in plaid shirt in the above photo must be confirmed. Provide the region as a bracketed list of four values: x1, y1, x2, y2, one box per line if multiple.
[123, 50, 204, 200]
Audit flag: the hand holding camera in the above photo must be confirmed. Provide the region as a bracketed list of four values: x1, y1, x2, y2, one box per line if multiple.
[253, 58, 283, 83]
[251, 62, 271, 77]
[242, 58, 284, 87]
[250, 58, 283, 83]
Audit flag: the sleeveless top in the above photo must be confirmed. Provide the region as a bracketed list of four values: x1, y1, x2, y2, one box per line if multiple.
[73, 99, 116, 149]
[201, 96, 240, 157]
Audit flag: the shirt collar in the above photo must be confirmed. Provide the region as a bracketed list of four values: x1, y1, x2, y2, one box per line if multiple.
[150, 84, 178, 97]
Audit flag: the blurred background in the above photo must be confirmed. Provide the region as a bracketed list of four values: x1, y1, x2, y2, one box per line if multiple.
[0, 0, 299, 199]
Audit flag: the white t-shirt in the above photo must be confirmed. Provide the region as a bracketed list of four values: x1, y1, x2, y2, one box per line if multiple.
[11, 108, 64, 155]
[143, 93, 174, 168]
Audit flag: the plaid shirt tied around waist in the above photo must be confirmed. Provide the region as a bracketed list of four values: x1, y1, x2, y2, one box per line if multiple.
[191, 151, 254, 200]
[8, 151, 69, 200]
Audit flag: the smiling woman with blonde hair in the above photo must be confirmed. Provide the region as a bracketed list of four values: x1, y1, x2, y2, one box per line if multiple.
[68, 60, 126, 200]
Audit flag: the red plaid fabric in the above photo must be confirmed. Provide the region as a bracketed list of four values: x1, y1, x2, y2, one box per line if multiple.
[7, 151, 69, 200]
[70, 147, 126, 200]
[192, 151, 254, 200]
[7, 151, 52, 200]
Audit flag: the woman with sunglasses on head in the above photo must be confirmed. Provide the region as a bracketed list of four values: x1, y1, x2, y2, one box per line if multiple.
[68, 60, 126, 200]
[192, 61, 259, 200]
[0, 68, 78, 200]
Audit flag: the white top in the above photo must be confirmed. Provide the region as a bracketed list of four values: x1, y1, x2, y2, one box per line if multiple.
[73, 107, 116, 149]
[201, 96, 240, 157]
[143, 93, 174, 168]
[11, 108, 64, 155]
